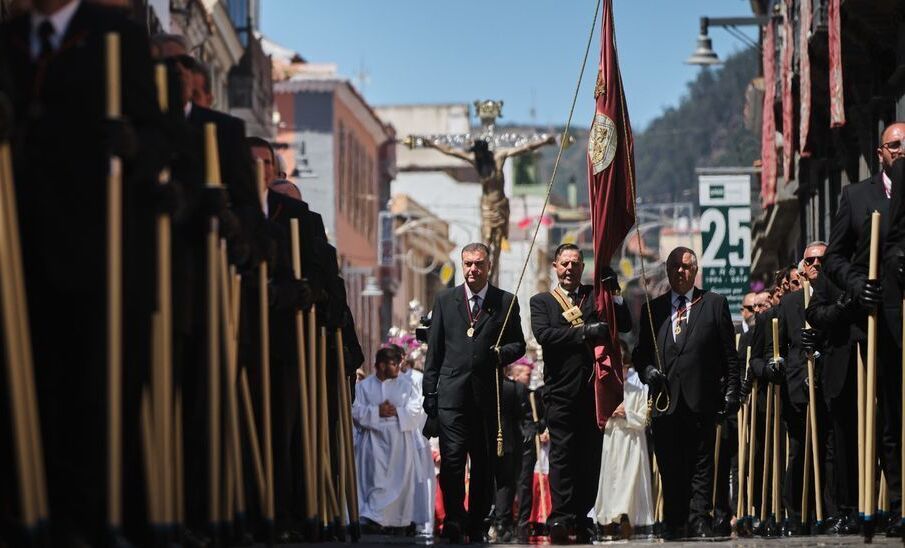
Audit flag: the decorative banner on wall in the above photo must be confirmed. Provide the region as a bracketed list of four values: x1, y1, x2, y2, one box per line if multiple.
[699, 174, 752, 323]
[829, 0, 846, 127]
[781, 0, 795, 183]
[800, 0, 812, 157]
[761, 22, 777, 206]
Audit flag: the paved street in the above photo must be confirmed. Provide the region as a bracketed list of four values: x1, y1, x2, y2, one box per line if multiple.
[260, 534, 904, 547]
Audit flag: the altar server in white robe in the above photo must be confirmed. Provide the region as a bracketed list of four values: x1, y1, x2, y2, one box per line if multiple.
[353, 347, 427, 527]
[594, 364, 654, 530]
[396, 344, 435, 535]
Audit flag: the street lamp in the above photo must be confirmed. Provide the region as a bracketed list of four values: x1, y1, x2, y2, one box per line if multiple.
[361, 276, 383, 297]
[685, 16, 770, 66]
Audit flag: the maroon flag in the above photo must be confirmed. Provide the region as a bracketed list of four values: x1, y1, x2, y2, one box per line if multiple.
[799, 0, 812, 157]
[781, 0, 794, 182]
[829, 0, 846, 127]
[761, 21, 777, 207]
[587, 0, 635, 429]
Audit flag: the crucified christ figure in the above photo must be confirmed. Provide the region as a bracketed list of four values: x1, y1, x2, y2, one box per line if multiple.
[422, 135, 556, 284]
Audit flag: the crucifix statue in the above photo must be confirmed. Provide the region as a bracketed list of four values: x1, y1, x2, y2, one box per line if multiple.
[405, 100, 559, 284]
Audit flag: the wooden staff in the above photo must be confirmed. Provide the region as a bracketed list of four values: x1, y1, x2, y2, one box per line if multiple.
[289, 218, 316, 524]
[711, 423, 722, 515]
[239, 369, 266, 508]
[759, 372, 773, 524]
[203, 122, 222, 529]
[335, 329, 360, 539]
[152, 63, 175, 529]
[105, 32, 125, 533]
[858, 343, 865, 519]
[902, 301, 904, 526]
[333, 329, 349, 533]
[801, 406, 811, 526]
[737, 346, 751, 525]
[141, 388, 161, 527]
[801, 278, 823, 525]
[653, 456, 663, 525]
[174, 388, 185, 526]
[771, 318, 782, 526]
[747, 376, 758, 521]
[880, 472, 888, 517]
[219, 245, 246, 526]
[0, 141, 38, 529]
[317, 327, 330, 529]
[254, 159, 275, 529]
[529, 392, 549, 521]
[865, 211, 881, 537]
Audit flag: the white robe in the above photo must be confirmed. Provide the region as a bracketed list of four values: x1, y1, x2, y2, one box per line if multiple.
[594, 368, 654, 527]
[352, 374, 426, 527]
[403, 368, 435, 531]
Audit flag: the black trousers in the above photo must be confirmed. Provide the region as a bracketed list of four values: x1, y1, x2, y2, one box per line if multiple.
[652, 398, 716, 529]
[876, 331, 902, 517]
[492, 450, 522, 527]
[517, 439, 537, 527]
[713, 417, 737, 520]
[270, 360, 303, 528]
[438, 403, 493, 534]
[546, 383, 601, 526]
[827, 348, 858, 517]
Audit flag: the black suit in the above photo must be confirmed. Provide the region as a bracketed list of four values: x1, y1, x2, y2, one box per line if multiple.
[824, 171, 900, 517]
[423, 284, 526, 535]
[492, 378, 531, 530]
[1, 3, 165, 543]
[776, 289, 830, 521]
[807, 274, 859, 518]
[634, 288, 738, 529]
[529, 284, 630, 529]
[517, 386, 546, 528]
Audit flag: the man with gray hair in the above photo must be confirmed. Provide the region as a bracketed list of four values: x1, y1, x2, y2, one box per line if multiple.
[422, 242, 526, 543]
[634, 246, 739, 539]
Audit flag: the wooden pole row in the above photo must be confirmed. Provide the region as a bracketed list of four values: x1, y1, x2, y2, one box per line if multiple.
[865, 211, 881, 541]
[801, 278, 824, 526]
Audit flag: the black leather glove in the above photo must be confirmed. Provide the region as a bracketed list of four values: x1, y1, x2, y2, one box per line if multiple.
[895, 250, 905, 286]
[719, 392, 741, 418]
[800, 327, 821, 355]
[200, 186, 229, 218]
[150, 179, 187, 218]
[740, 374, 753, 400]
[0, 92, 12, 141]
[271, 278, 314, 311]
[600, 266, 621, 294]
[860, 279, 883, 310]
[102, 118, 138, 160]
[581, 321, 609, 343]
[423, 392, 438, 419]
[643, 365, 665, 390]
[765, 356, 785, 383]
[489, 345, 503, 367]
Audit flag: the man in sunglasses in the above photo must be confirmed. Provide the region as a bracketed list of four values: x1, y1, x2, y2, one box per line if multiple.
[823, 121, 905, 537]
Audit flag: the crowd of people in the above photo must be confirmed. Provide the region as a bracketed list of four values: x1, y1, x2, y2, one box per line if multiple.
[4, 0, 905, 546]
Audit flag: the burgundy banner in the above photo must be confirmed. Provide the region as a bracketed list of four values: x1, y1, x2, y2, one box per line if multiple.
[800, 0, 812, 157]
[829, 0, 846, 127]
[761, 21, 777, 206]
[587, 0, 635, 429]
[782, 0, 794, 182]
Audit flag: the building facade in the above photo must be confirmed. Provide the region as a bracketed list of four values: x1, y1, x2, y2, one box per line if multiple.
[274, 68, 396, 362]
[751, 0, 905, 279]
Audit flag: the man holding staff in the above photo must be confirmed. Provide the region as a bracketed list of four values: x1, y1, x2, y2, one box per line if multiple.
[824, 122, 905, 537]
[422, 242, 526, 544]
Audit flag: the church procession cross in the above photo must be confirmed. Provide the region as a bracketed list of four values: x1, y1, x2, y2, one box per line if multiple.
[403, 100, 566, 284]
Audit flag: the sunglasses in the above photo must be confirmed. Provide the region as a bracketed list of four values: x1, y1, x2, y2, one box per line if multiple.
[881, 139, 905, 151]
[803, 256, 823, 266]
[743, 305, 756, 312]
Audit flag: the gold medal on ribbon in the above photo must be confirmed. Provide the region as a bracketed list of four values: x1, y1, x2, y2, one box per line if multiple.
[467, 326, 475, 338]
[674, 323, 682, 336]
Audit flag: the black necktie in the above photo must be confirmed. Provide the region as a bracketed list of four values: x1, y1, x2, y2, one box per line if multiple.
[568, 292, 577, 306]
[38, 20, 54, 58]
[471, 296, 481, 318]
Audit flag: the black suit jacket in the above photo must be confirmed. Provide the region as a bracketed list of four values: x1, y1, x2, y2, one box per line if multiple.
[825, 172, 889, 341]
[634, 288, 739, 416]
[499, 378, 531, 454]
[529, 284, 631, 404]
[776, 290, 810, 408]
[805, 274, 855, 401]
[749, 306, 779, 379]
[423, 284, 526, 410]
[1, 2, 166, 292]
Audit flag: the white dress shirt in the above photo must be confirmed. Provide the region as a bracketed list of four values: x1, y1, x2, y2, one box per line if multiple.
[464, 282, 488, 316]
[30, 0, 81, 59]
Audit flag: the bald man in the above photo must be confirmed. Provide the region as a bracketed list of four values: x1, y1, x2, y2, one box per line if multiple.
[823, 122, 905, 537]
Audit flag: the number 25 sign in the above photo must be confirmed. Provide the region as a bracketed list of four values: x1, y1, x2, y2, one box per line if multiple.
[698, 174, 751, 321]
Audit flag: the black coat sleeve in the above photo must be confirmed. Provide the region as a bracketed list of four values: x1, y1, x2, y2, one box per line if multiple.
[498, 297, 527, 366]
[633, 303, 656, 383]
[615, 298, 632, 333]
[717, 297, 740, 397]
[824, 188, 856, 292]
[422, 293, 445, 396]
[530, 294, 583, 347]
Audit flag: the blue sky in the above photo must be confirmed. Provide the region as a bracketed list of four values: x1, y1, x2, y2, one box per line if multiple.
[261, 0, 759, 131]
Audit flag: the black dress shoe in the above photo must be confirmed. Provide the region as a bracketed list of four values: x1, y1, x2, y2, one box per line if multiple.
[689, 519, 714, 538]
[886, 518, 903, 538]
[660, 524, 683, 541]
[275, 528, 304, 544]
[711, 515, 731, 537]
[181, 527, 211, 548]
[549, 521, 571, 544]
[515, 524, 530, 543]
[831, 514, 860, 535]
[443, 521, 464, 544]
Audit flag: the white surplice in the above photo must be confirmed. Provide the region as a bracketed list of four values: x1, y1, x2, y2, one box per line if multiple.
[594, 368, 654, 527]
[353, 373, 426, 527]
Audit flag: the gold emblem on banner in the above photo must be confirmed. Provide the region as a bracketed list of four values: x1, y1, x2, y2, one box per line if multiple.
[589, 113, 617, 175]
[594, 70, 606, 99]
